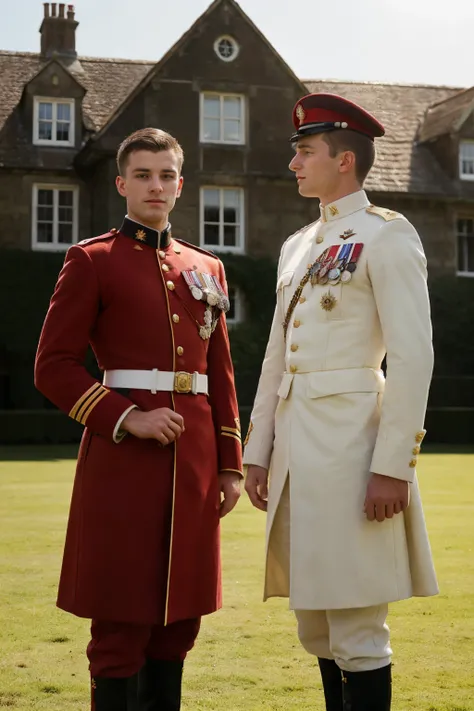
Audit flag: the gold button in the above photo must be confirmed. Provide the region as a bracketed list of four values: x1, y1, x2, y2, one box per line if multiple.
[159, 250, 166, 259]
[162, 264, 170, 272]
[316, 235, 324, 244]
[409, 459, 417, 468]
[172, 314, 180, 323]
[166, 281, 175, 291]
[177, 346, 184, 356]
[291, 344, 299, 352]
[290, 365, 298, 373]
[412, 446, 420, 456]
[299, 297, 306, 304]
[415, 431, 425, 443]
[294, 319, 301, 328]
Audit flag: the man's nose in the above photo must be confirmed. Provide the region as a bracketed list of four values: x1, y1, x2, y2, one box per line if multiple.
[148, 177, 163, 192]
[289, 154, 300, 172]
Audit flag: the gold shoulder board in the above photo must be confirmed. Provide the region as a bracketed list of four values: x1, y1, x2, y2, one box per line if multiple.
[366, 205, 403, 221]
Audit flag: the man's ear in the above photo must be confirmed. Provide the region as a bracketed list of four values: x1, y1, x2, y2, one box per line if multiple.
[116, 175, 127, 197]
[176, 176, 184, 198]
[339, 151, 356, 175]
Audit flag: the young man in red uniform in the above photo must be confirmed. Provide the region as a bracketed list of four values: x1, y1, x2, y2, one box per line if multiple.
[35, 128, 243, 711]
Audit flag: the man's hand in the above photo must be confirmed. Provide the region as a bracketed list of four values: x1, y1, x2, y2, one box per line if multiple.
[364, 473, 409, 522]
[218, 472, 241, 518]
[121, 408, 184, 446]
[245, 465, 269, 512]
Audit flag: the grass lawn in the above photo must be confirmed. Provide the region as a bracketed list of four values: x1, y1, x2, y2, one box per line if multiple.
[0, 446, 473, 710]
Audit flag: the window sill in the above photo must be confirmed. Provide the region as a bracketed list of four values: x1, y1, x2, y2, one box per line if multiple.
[32, 243, 73, 252]
[200, 139, 246, 147]
[201, 245, 246, 255]
[33, 139, 75, 148]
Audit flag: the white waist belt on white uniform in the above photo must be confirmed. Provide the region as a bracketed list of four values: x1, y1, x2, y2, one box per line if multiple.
[103, 369, 208, 395]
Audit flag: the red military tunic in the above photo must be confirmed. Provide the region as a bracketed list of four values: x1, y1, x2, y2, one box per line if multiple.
[35, 218, 242, 626]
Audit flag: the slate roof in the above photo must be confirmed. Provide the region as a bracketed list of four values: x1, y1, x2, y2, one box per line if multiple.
[0, 50, 468, 194]
[0, 50, 154, 134]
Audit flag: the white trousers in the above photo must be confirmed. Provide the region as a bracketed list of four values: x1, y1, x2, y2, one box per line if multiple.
[295, 606, 391, 672]
[274, 480, 392, 672]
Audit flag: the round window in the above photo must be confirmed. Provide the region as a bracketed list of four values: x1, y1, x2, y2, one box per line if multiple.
[214, 35, 239, 62]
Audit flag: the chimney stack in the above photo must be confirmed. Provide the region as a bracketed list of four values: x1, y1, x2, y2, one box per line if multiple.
[40, 3, 78, 59]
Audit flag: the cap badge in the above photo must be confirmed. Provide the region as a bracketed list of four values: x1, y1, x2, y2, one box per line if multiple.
[296, 104, 306, 125]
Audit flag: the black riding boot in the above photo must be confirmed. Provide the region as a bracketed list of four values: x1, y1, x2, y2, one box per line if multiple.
[342, 664, 392, 711]
[92, 676, 138, 711]
[318, 658, 344, 711]
[137, 659, 184, 711]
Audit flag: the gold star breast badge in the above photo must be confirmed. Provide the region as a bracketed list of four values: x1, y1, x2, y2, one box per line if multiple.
[135, 229, 147, 242]
[296, 104, 306, 125]
[320, 292, 337, 312]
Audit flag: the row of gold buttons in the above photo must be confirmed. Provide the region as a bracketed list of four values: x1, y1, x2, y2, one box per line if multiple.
[160, 251, 184, 357]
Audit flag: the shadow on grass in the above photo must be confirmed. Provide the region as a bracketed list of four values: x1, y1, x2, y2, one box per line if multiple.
[0, 445, 79, 461]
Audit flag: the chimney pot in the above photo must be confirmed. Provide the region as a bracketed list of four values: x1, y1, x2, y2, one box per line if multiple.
[40, 2, 78, 58]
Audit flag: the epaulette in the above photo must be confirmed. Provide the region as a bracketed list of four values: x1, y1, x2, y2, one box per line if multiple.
[77, 228, 119, 246]
[366, 206, 403, 222]
[174, 238, 219, 259]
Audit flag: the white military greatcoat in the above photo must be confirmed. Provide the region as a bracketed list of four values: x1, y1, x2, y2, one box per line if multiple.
[243, 190, 438, 610]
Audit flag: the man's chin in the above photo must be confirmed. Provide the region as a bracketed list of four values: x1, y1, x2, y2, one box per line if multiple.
[297, 184, 315, 198]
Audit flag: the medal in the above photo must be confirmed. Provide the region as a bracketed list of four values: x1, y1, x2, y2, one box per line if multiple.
[340, 270, 352, 283]
[202, 273, 219, 306]
[344, 243, 364, 275]
[199, 306, 214, 340]
[183, 271, 204, 300]
[211, 275, 230, 313]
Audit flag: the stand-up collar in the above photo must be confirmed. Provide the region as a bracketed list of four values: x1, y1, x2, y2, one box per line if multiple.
[319, 190, 371, 223]
[119, 216, 172, 249]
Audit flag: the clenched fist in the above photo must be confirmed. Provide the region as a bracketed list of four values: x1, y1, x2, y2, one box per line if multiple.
[364, 473, 409, 522]
[245, 464, 269, 512]
[121, 408, 184, 446]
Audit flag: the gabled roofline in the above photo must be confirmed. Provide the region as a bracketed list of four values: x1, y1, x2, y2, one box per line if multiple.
[82, 0, 307, 147]
[22, 56, 86, 93]
[427, 84, 474, 110]
[303, 77, 464, 92]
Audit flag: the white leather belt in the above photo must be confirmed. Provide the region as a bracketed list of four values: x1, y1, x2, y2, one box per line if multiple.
[103, 369, 208, 395]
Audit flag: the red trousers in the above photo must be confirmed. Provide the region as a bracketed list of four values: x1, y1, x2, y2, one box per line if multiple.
[87, 618, 201, 678]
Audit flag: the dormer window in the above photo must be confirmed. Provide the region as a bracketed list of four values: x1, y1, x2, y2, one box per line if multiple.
[33, 97, 75, 147]
[459, 141, 474, 181]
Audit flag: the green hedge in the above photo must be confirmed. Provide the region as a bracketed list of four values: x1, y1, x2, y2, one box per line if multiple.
[0, 250, 473, 444]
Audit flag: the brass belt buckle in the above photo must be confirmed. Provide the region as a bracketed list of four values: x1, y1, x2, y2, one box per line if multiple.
[174, 371, 192, 394]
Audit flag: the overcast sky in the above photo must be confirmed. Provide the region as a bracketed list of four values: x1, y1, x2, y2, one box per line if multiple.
[1, 0, 471, 88]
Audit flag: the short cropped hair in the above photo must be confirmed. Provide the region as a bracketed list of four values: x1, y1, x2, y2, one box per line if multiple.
[321, 129, 375, 184]
[116, 128, 184, 175]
